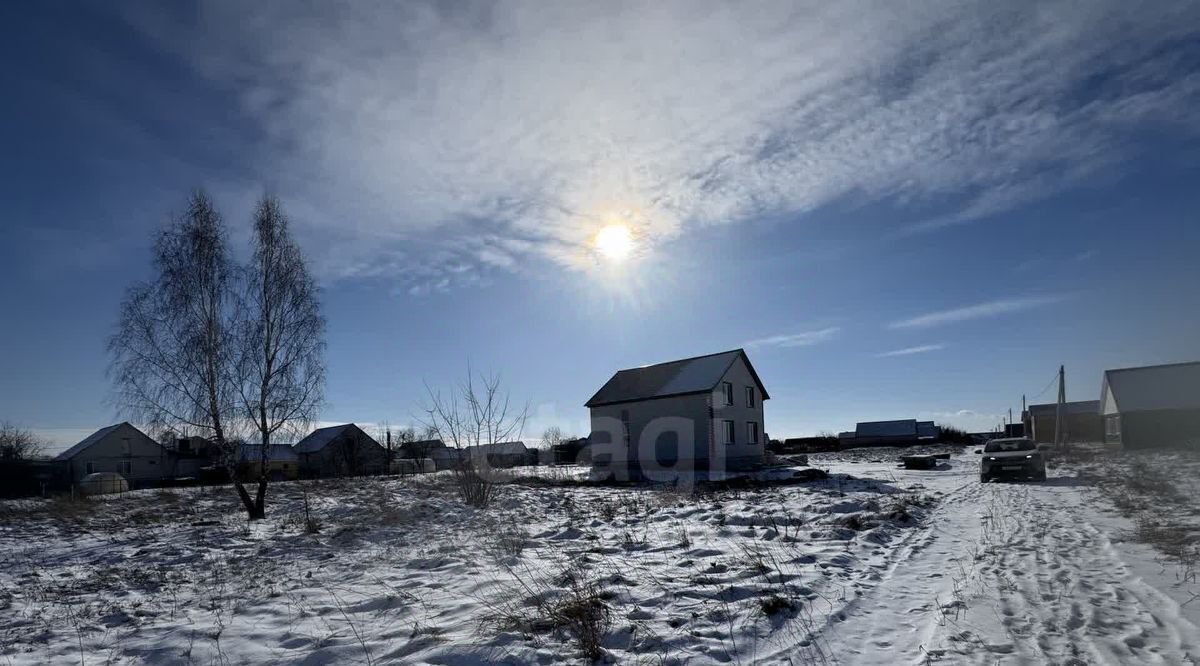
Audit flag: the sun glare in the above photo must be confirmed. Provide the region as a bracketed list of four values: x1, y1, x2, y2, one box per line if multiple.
[594, 223, 635, 262]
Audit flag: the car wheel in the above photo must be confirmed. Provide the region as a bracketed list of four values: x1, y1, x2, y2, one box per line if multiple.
[1035, 471, 1047, 482]
[980, 473, 988, 483]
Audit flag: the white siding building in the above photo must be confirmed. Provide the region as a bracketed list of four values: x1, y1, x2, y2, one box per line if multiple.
[585, 349, 769, 479]
[54, 422, 170, 488]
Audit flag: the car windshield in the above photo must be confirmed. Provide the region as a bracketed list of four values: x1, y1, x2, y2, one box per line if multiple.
[985, 439, 1036, 452]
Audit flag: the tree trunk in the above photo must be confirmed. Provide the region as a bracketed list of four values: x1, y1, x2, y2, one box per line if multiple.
[232, 479, 264, 519]
[252, 476, 268, 519]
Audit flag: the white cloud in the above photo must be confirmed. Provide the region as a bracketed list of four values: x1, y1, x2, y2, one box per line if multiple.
[888, 295, 1065, 329]
[124, 1, 1200, 287]
[876, 343, 945, 357]
[746, 327, 841, 349]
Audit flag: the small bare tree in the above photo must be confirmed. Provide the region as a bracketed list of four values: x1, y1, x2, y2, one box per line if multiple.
[421, 368, 528, 508]
[235, 196, 325, 519]
[0, 422, 45, 459]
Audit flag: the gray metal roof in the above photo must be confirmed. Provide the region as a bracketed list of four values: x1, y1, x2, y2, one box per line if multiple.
[1101, 361, 1200, 413]
[1027, 400, 1100, 417]
[585, 349, 768, 408]
[855, 420, 918, 438]
[294, 424, 368, 453]
[54, 422, 156, 461]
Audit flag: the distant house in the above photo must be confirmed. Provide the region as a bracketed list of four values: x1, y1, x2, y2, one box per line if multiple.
[1100, 361, 1200, 449]
[294, 424, 387, 477]
[854, 420, 918, 447]
[551, 437, 590, 465]
[237, 444, 299, 481]
[400, 439, 462, 471]
[1023, 401, 1102, 444]
[161, 435, 219, 479]
[465, 441, 533, 468]
[54, 422, 170, 488]
[585, 348, 769, 478]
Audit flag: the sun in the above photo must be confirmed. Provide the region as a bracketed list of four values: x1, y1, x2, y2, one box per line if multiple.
[594, 223, 635, 262]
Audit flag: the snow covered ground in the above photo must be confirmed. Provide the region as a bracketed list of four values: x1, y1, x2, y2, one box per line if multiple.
[1, 449, 1197, 665]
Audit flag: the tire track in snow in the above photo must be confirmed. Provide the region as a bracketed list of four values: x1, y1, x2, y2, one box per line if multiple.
[819, 469, 1200, 665]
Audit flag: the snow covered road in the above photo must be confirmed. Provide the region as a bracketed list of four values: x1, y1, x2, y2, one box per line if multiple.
[820, 457, 1200, 665]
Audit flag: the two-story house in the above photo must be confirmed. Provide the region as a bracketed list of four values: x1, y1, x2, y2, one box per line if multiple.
[585, 349, 769, 480]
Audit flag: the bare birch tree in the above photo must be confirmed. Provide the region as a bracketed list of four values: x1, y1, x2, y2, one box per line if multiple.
[109, 192, 325, 520]
[236, 196, 325, 518]
[421, 368, 528, 507]
[109, 191, 249, 510]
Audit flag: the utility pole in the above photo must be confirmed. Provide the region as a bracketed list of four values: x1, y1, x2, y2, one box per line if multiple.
[1054, 365, 1066, 450]
[1021, 394, 1027, 438]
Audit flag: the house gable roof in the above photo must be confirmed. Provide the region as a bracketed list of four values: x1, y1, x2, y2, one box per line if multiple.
[54, 422, 162, 461]
[1101, 361, 1200, 414]
[585, 349, 769, 408]
[294, 424, 377, 453]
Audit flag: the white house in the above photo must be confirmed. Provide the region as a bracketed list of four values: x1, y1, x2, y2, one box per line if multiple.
[54, 422, 170, 488]
[585, 349, 769, 479]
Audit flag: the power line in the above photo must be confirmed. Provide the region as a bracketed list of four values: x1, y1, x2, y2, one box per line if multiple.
[1029, 369, 1060, 401]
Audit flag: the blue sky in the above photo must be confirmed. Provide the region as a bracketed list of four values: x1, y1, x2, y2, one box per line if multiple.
[3, 1, 1199, 453]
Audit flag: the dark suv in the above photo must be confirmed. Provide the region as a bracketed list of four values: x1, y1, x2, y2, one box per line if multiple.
[980, 437, 1046, 482]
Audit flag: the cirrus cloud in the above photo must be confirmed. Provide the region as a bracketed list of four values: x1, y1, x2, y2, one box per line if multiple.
[888, 295, 1066, 330]
[746, 327, 841, 349]
[123, 1, 1200, 288]
[876, 343, 946, 357]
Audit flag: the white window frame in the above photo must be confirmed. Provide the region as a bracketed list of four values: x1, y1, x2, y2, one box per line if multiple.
[722, 382, 734, 406]
[118, 460, 133, 476]
[723, 419, 736, 445]
[745, 386, 755, 408]
[85, 461, 96, 474]
[747, 421, 759, 445]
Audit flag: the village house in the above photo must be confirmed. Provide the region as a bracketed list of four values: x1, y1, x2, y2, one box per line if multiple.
[1023, 400, 1103, 444]
[294, 424, 388, 477]
[464, 441, 534, 468]
[236, 444, 300, 481]
[853, 419, 919, 447]
[400, 438, 461, 471]
[1100, 361, 1200, 449]
[54, 422, 170, 489]
[585, 348, 769, 479]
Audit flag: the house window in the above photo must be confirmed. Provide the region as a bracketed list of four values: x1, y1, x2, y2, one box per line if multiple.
[118, 460, 133, 476]
[747, 422, 759, 445]
[85, 461, 96, 474]
[723, 420, 736, 445]
[745, 386, 755, 408]
[722, 382, 734, 406]
[1105, 415, 1121, 439]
